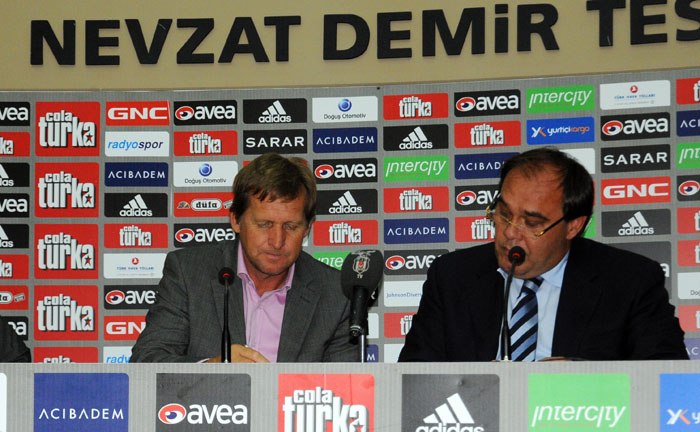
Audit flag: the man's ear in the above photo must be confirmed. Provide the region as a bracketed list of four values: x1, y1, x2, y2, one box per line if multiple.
[565, 215, 588, 240]
[230, 212, 241, 234]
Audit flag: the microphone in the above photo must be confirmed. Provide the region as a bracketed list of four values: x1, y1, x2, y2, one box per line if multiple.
[500, 246, 526, 361]
[340, 250, 384, 339]
[218, 267, 234, 363]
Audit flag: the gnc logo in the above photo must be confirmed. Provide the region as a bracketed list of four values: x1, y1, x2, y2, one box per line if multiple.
[601, 177, 670, 205]
[106, 101, 170, 126]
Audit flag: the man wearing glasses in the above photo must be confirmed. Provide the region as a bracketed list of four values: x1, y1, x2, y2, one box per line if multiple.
[399, 148, 687, 361]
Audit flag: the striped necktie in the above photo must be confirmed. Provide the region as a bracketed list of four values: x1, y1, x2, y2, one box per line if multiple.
[509, 277, 543, 361]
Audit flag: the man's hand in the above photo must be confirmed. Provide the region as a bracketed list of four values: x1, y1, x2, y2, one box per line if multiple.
[206, 344, 270, 363]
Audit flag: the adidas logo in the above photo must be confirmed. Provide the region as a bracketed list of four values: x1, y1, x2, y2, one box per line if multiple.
[416, 393, 482, 432]
[0, 164, 13, 187]
[258, 100, 292, 123]
[120, 194, 152, 217]
[0, 225, 12, 248]
[618, 211, 653, 236]
[329, 191, 362, 214]
[400, 127, 433, 150]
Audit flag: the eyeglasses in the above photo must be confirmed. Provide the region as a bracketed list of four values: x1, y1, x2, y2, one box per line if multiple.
[485, 196, 566, 239]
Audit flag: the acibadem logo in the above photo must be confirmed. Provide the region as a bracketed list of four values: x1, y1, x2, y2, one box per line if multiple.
[529, 374, 629, 431]
[527, 85, 595, 113]
[678, 142, 700, 169]
[384, 156, 448, 183]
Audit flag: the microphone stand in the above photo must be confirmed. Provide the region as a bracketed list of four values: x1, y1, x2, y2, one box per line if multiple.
[500, 265, 516, 361]
[221, 278, 231, 363]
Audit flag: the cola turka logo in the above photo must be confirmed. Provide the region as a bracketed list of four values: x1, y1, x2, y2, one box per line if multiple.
[384, 249, 447, 275]
[243, 98, 306, 124]
[105, 193, 169, 218]
[33, 285, 98, 341]
[35, 346, 99, 363]
[104, 223, 168, 248]
[313, 158, 378, 184]
[600, 112, 670, 141]
[0, 255, 29, 279]
[173, 100, 237, 125]
[34, 224, 98, 279]
[384, 187, 450, 213]
[454, 89, 520, 117]
[317, 189, 378, 215]
[0, 163, 29, 187]
[278, 374, 374, 432]
[35, 102, 100, 156]
[456, 217, 495, 242]
[0, 131, 31, 156]
[0, 101, 29, 126]
[174, 223, 235, 247]
[313, 221, 379, 246]
[383, 125, 449, 151]
[601, 144, 670, 173]
[383, 93, 449, 120]
[173, 131, 237, 156]
[35, 163, 99, 218]
[454, 120, 521, 147]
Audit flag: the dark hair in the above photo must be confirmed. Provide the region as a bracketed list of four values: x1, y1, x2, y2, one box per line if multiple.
[498, 148, 593, 234]
[231, 153, 316, 224]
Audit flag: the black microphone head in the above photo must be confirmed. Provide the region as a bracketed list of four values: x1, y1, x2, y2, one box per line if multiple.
[218, 267, 234, 284]
[340, 250, 384, 300]
[508, 246, 526, 266]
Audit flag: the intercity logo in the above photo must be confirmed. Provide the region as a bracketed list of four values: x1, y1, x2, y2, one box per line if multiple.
[384, 312, 416, 338]
[454, 120, 520, 147]
[312, 220, 378, 246]
[455, 152, 518, 180]
[0, 101, 29, 126]
[600, 112, 670, 141]
[174, 192, 233, 218]
[103, 253, 166, 279]
[599, 80, 670, 110]
[383, 187, 449, 213]
[678, 240, 700, 267]
[278, 374, 374, 432]
[384, 93, 449, 120]
[174, 223, 235, 247]
[678, 175, 700, 202]
[104, 346, 132, 364]
[313, 251, 349, 270]
[105, 162, 168, 187]
[401, 374, 499, 432]
[312, 96, 378, 123]
[526, 117, 595, 145]
[384, 125, 449, 151]
[678, 143, 700, 169]
[156, 373, 250, 431]
[33, 285, 98, 341]
[6, 316, 28, 340]
[384, 156, 448, 183]
[456, 216, 495, 242]
[34, 224, 98, 279]
[103, 223, 168, 248]
[0, 162, 29, 187]
[0, 285, 29, 310]
[0, 131, 30, 156]
[105, 131, 170, 157]
[243, 130, 307, 154]
[105, 193, 169, 218]
[34, 373, 128, 431]
[601, 144, 670, 173]
[679, 305, 700, 332]
[35, 347, 99, 363]
[601, 176, 671, 205]
[104, 315, 146, 340]
[0, 255, 29, 279]
[384, 218, 449, 244]
[173, 130, 237, 156]
[107, 100, 170, 126]
[676, 77, 700, 105]
[601, 209, 670, 237]
[616, 241, 671, 279]
[678, 273, 700, 300]
[0, 224, 29, 249]
[454, 89, 520, 117]
[317, 189, 378, 215]
[173, 161, 238, 187]
[455, 185, 499, 211]
[677, 207, 700, 234]
[0, 193, 29, 218]
[313, 158, 378, 184]
[526, 85, 594, 113]
[677, 110, 700, 137]
[313, 127, 377, 153]
[243, 98, 306, 124]
[35, 102, 100, 156]
[104, 285, 157, 310]
[384, 249, 446, 275]
[173, 100, 237, 125]
[529, 374, 629, 431]
[35, 163, 99, 218]
[660, 374, 700, 431]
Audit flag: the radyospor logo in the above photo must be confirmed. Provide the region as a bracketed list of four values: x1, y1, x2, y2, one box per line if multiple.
[600, 112, 670, 141]
[384, 249, 447, 275]
[454, 90, 520, 117]
[35, 163, 99, 218]
[317, 189, 378, 215]
[313, 158, 378, 184]
[35, 102, 99, 156]
[383, 125, 448, 151]
[0, 101, 30, 126]
[243, 130, 306, 154]
[173, 100, 237, 125]
[243, 98, 306, 124]
[601, 209, 670, 237]
[384, 93, 449, 120]
[33, 285, 98, 341]
[601, 144, 670, 173]
[35, 225, 98, 279]
[279, 374, 374, 432]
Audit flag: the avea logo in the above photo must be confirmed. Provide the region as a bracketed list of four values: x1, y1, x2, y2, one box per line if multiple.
[602, 121, 624, 136]
[455, 97, 476, 112]
[175, 228, 195, 243]
[385, 255, 406, 270]
[158, 402, 248, 426]
[680, 180, 700, 196]
[159, 403, 186, 424]
[315, 165, 334, 179]
[456, 191, 477, 206]
[105, 290, 125, 305]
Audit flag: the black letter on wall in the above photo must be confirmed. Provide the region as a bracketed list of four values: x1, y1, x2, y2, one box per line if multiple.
[517, 4, 560, 51]
[586, 0, 626, 47]
[30, 20, 76, 65]
[423, 9, 485, 56]
[264, 16, 301, 62]
[177, 18, 214, 64]
[323, 14, 370, 60]
[126, 19, 172, 64]
[631, 0, 668, 45]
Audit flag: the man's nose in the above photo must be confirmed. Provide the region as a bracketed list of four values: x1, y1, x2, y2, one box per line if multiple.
[268, 225, 285, 249]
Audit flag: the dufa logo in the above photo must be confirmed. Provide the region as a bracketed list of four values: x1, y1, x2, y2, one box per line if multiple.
[384, 249, 447, 275]
[454, 121, 520, 147]
[174, 192, 233, 218]
[35, 102, 100, 156]
[106, 100, 170, 126]
[278, 374, 374, 432]
[401, 374, 498, 432]
[313, 220, 378, 246]
[383, 187, 449, 213]
[173, 100, 237, 125]
[33, 285, 98, 341]
[384, 93, 448, 120]
[660, 374, 700, 431]
[103, 223, 168, 248]
[173, 130, 237, 156]
[600, 112, 670, 141]
[35, 163, 99, 218]
[243, 98, 306, 124]
[34, 224, 98, 279]
[0, 131, 31, 156]
[0, 285, 29, 310]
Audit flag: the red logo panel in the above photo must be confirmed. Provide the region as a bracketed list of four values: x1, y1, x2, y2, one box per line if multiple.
[601, 177, 670, 205]
[106, 101, 170, 126]
[34, 224, 98, 279]
[174, 130, 237, 156]
[34, 346, 99, 363]
[313, 220, 379, 246]
[455, 216, 495, 242]
[678, 239, 700, 267]
[0, 132, 30, 156]
[679, 305, 700, 332]
[103, 223, 169, 248]
[0, 255, 29, 279]
[678, 207, 700, 234]
[384, 312, 416, 338]
[383, 93, 449, 120]
[173, 192, 233, 218]
[454, 121, 521, 147]
[383, 187, 449, 213]
[676, 78, 700, 105]
[0, 285, 29, 310]
[104, 315, 146, 341]
[35, 102, 100, 156]
[33, 285, 99, 341]
[35, 162, 99, 218]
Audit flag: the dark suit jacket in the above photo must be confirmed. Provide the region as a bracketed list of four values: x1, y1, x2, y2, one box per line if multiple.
[0, 316, 30, 362]
[131, 240, 358, 362]
[399, 238, 687, 361]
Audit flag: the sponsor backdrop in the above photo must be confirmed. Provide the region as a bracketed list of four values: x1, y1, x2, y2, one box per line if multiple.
[1, 68, 700, 363]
